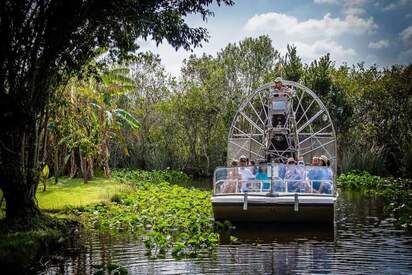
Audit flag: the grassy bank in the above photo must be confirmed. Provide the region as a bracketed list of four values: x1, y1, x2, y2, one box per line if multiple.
[37, 177, 133, 210]
[0, 175, 134, 271]
[337, 171, 412, 231]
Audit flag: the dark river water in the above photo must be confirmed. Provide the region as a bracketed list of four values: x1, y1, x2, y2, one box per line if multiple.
[40, 190, 412, 275]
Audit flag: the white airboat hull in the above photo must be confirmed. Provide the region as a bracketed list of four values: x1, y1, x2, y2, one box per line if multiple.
[212, 193, 336, 223]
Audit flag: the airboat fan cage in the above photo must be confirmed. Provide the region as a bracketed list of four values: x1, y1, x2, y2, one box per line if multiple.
[227, 80, 337, 173]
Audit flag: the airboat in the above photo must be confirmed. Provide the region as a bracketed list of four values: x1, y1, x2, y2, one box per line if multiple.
[212, 79, 337, 223]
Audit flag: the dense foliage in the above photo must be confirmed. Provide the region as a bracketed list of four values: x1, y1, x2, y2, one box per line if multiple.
[112, 169, 191, 186]
[0, 0, 233, 223]
[74, 169, 218, 258]
[102, 37, 412, 178]
[38, 36, 412, 181]
[337, 171, 412, 231]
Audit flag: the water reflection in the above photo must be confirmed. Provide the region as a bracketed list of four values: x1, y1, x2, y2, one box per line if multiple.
[220, 222, 335, 244]
[39, 190, 412, 274]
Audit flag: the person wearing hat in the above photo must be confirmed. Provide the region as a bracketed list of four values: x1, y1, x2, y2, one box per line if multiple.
[273, 77, 291, 98]
[286, 157, 296, 165]
[319, 155, 328, 166]
[311, 156, 319, 166]
[274, 77, 283, 90]
[239, 155, 254, 192]
[285, 157, 308, 192]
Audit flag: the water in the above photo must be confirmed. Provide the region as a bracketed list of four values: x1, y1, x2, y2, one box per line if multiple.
[41, 190, 412, 274]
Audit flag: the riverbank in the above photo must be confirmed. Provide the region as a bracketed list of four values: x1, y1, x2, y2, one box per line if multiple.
[0, 169, 216, 272]
[0, 175, 134, 272]
[337, 171, 412, 231]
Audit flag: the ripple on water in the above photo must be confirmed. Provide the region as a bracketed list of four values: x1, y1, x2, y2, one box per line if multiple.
[41, 190, 412, 275]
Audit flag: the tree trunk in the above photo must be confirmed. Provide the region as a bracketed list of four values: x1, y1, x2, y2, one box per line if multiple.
[70, 150, 78, 178]
[89, 157, 94, 178]
[53, 145, 59, 184]
[0, 192, 4, 210]
[79, 150, 91, 183]
[101, 140, 111, 178]
[2, 182, 40, 224]
[0, 121, 42, 226]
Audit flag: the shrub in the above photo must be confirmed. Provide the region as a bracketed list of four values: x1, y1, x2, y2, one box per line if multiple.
[112, 169, 191, 186]
[340, 144, 386, 176]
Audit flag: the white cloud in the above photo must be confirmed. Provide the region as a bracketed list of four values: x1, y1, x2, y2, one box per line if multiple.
[400, 25, 412, 46]
[134, 8, 382, 76]
[314, 0, 338, 4]
[382, 0, 412, 11]
[294, 40, 357, 61]
[368, 39, 390, 49]
[343, 0, 368, 15]
[244, 12, 377, 42]
[243, 12, 364, 64]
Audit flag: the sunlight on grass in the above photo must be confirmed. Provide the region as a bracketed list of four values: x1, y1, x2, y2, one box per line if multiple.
[36, 177, 133, 210]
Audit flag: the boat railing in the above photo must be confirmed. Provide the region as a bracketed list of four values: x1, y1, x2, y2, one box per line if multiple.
[213, 164, 335, 196]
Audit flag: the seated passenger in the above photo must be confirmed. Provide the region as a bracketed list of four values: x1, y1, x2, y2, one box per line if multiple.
[311, 156, 320, 166]
[274, 158, 286, 179]
[248, 160, 256, 175]
[285, 158, 308, 192]
[318, 155, 333, 194]
[239, 155, 255, 192]
[307, 156, 323, 192]
[222, 160, 240, 193]
[272, 158, 286, 192]
[255, 162, 271, 191]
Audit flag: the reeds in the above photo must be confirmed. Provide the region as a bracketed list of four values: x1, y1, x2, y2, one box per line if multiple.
[340, 144, 386, 176]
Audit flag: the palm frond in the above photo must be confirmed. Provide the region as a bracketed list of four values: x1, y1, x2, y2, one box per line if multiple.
[106, 110, 113, 125]
[102, 73, 135, 87]
[114, 109, 140, 129]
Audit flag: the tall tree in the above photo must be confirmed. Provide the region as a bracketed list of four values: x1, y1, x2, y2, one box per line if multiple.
[0, 0, 233, 227]
[304, 53, 333, 97]
[283, 44, 303, 82]
[218, 35, 279, 97]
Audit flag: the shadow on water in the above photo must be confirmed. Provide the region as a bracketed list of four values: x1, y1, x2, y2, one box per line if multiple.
[219, 222, 335, 244]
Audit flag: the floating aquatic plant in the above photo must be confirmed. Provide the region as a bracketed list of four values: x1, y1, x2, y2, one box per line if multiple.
[79, 169, 219, 258]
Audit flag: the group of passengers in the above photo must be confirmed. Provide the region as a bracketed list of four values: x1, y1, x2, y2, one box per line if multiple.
[220, 154, 333, 194]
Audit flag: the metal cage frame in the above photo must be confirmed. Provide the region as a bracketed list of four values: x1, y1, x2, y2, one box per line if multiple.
[227, 80, 337, 173]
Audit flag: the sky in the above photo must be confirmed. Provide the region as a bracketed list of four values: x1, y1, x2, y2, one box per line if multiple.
[137, 0, 412, 77]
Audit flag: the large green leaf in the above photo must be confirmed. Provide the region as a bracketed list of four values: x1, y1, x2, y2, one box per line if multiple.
[114, 109, 140, 129]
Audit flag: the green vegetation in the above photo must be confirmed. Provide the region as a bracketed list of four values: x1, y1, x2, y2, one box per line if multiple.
[36, 177, 134, 211]
[1, 169, 213, 268]
[1, 0, 411, 266]
[74, 170, 218, 258]
[107, 40, 412, 178]
[112, 169, 192, 186]
[0, 0, 233, 225]
[338, 171, 412, 231]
